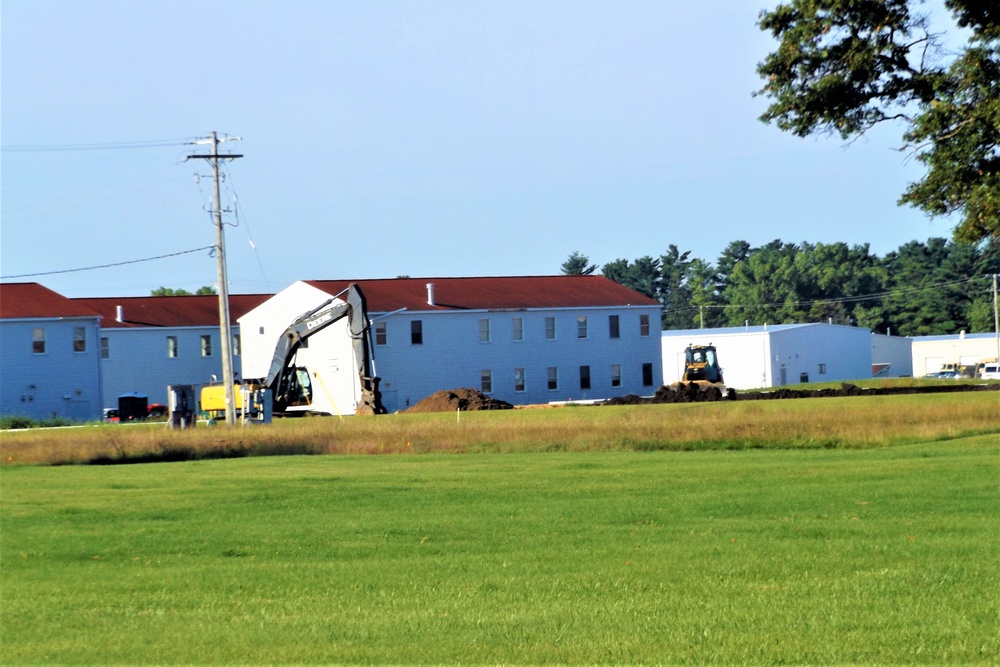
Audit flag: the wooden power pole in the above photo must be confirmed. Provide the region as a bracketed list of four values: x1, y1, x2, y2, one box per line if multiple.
[189, 132, 243, 425]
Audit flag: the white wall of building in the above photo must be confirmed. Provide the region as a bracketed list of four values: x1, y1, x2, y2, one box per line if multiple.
[662, 324, 874, 390]
[0, 317, 103, 422]
[371, 307, 662, 412]
[99, 326, 242, 409]
[911, 332, 1000, 375]
[871, 334, 913, 377]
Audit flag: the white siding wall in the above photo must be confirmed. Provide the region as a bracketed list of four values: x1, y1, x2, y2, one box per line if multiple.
[663, 324, 874, 390]
[871, 334, 913, 377]
[0, 318, 102, 422]
[911, 333, 1000, 375]
[372, 307, 662, 412]
[99, 326, 242, 409]
[769, 326, 871, 385]
[662, 331, 772, 390]
[240, 282, 332, 380]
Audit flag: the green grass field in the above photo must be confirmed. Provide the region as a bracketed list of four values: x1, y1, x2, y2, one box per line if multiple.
[2, 433, 997, 664]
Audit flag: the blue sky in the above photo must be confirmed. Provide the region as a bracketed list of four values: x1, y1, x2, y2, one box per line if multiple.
[1, 0, 960, 298]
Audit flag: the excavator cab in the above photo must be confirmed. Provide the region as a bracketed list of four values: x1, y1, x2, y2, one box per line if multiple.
[274, 365, 314, 411]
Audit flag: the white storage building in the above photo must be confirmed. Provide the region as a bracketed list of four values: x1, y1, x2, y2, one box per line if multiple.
[910, 331, 1000, 376]
[662, 323, 874, 390]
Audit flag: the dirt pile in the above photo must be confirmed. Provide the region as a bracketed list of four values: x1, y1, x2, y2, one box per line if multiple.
[405, 388, 514, 413]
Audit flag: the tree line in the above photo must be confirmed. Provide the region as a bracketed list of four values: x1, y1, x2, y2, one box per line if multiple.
[562, 238, 999, 336]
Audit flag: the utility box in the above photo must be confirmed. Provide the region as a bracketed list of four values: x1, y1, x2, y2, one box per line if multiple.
[118, 393, 148, 422]
[167, 385, 196, 429]
[241, 386, 273, 425]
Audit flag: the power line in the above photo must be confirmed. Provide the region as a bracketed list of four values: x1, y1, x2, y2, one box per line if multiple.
[668, 275, 991, 314]
[1, 138, 195, 152]
[0, 246, 215, 280]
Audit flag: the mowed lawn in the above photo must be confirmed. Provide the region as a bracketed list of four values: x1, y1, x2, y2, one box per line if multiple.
[2, 438, 997, 664]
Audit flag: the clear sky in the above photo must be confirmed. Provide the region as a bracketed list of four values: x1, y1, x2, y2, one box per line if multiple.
[1, 0, 961, 298]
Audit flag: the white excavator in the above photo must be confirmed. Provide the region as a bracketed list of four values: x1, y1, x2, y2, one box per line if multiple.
[201, 283, 385, 420]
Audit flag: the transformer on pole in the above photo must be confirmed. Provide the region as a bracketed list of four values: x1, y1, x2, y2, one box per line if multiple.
[188, 132, 243, 426]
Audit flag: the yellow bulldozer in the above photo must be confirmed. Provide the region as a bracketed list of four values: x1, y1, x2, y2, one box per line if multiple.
[669, 343, 734, 400]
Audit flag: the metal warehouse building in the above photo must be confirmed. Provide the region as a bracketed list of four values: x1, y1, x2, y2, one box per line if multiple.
[662, 323, 874, 390]
[910, 331, 1000, 376]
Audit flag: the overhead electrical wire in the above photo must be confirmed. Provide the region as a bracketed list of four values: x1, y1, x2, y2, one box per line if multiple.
[667, 275, 992, 314]
[0, 246, 216, 280]
[0, 138, 195, 152]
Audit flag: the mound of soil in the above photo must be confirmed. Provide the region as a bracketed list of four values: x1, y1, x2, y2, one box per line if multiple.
[405, 388, 514, 413]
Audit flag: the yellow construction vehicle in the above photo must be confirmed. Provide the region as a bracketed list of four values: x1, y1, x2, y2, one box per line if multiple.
[671, 343, 734, 399]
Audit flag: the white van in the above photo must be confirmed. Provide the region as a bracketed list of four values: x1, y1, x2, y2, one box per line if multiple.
[980, 363, 1000, 380]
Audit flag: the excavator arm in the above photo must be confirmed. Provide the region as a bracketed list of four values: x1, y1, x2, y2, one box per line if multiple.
[266, 284, 384, 415]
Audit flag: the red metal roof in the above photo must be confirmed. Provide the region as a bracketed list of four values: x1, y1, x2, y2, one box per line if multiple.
[304, 276, 660, 312]
[72, 294, 272, 328]
[0, 283, 102, 319]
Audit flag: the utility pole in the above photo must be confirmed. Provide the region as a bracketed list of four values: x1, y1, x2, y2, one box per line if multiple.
[994, 273, 999, 365]
[189, 132, 243, 426]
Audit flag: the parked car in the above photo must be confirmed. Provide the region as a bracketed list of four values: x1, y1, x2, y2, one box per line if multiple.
[980, 363, 1000, 380]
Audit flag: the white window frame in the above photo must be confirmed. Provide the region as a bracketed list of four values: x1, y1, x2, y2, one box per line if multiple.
[545, 317, 556, 340]
[514, 368, 525, 392]
[481, 369, 493, 393]
[577, 316, 588, 339]
[479, 318, 491, 343]
[32, 327, 46, 354]
[200, 334, 212, 357]
[512, 317, 523, 342]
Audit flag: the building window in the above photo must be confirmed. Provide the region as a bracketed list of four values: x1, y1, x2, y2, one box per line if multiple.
[642, 362, 654, 386]
[512, 317, 523, 341]
[514, 368, 525, 392]
[375, 322, 387, 345]
[640, 314, 650, 337]
[479, 318, 490, 342]
[100, 337, 110, 359]
[73, 327, 87, 352]
[611, 364, 622, 387]
[167, 336, 178, 358]
[609, 315, 620, 339]
[818, 363, 827, 374]
[577, 316, 588, 339]
[579, 366, 591, 390]
[201, 335, 212, 357]
[233, 334, 241, 356]
[32, 327, 46, 354]
[481, 369, 492, 393]
[545, 317, 556, 340]
[411, 320, 423, 345]
[547, 366, 558, 390]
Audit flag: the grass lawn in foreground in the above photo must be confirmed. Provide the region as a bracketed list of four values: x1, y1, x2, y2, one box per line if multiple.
[1, 437, 997, 664]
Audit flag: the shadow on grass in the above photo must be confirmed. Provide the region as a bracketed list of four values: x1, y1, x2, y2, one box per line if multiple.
[86, 443, 319, 465]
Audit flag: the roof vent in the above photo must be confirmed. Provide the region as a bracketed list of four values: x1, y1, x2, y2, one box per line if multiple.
[115, 305, 124, 323]
[426, 283, 435, 306]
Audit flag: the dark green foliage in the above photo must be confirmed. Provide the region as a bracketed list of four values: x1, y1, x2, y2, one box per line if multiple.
[560, 251, 597, 276]
[756, 0, 1000, 243]
[584, 236, 996, 334]
[150, 286, 217, 296]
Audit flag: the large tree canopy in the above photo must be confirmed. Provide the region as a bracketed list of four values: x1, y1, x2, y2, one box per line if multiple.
[755, 0, 999, 243]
